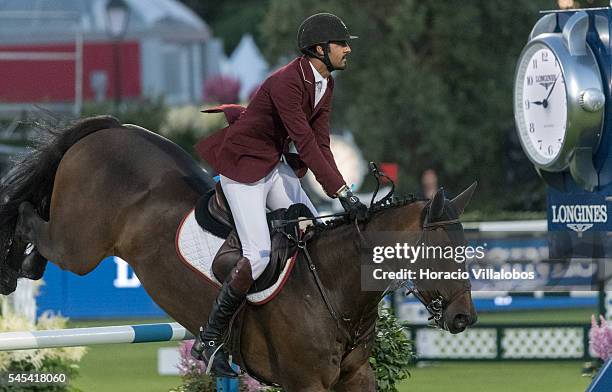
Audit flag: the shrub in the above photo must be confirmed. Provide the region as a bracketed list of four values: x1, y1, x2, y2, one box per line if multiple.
[0, 303, 87, 392]
[203, 75, 241, 104]
[81, 97, 168, 132]
[370, 306, 415, 392]
[159, 105, 227, 155]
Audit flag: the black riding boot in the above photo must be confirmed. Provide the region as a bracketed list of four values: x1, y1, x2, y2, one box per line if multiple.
[191, 257, 253, 377]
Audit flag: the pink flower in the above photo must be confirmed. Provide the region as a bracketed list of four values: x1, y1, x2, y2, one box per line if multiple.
[203, 75, 241, 104]
[177, 339, 206, 376]
[589, 315, 612, 361]
[241, 374, 266, 391]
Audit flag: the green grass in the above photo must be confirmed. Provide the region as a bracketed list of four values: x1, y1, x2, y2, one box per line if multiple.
[73, 342, 182, 392]
[476, 307, 595, 324]
[397, 361, 591, 392]
[67, 318, 181, 392]
[65, 309, 597, 391]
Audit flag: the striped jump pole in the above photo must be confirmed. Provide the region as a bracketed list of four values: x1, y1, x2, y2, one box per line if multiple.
[0, 322, 193, 351]
[0, 323, 239, 392]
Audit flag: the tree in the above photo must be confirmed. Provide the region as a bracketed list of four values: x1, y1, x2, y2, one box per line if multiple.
[179, 0, 270, 55]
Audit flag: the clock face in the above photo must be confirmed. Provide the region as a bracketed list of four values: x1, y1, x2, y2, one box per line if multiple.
[514, 42, 567, 166]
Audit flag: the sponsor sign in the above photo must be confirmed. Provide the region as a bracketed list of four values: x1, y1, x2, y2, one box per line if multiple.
[37, 256, 165, 319]
[547, 188, 611, 232]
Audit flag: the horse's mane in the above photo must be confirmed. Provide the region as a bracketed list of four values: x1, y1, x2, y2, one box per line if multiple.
[311, 194, 426, 234]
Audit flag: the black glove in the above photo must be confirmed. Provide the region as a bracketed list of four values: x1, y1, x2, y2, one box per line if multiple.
[337, 186, 368, 222]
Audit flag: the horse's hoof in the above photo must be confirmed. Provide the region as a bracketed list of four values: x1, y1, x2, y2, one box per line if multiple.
[19, 251, 47, 280]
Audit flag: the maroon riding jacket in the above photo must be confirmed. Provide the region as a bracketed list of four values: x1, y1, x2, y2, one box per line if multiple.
[195, 56, 346, 197]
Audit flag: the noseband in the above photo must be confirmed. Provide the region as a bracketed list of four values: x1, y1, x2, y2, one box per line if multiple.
[405, 216, 471, 323]
[405, 279, 471, 322]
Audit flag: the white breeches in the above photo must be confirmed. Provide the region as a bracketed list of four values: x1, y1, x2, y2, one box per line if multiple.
[219, 161, 318, 280]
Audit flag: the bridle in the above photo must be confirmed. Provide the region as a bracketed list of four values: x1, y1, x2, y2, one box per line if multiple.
[403, 214, 472, 324]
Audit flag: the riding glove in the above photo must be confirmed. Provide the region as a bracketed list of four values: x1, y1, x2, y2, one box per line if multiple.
[337, 185, 368, 222]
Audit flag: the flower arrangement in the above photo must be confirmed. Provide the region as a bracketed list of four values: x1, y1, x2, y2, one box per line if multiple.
[589, 315, 612, 361]
[169, 339, 214, 392]
[170, 339, 279, 392]
[0, 304, 87, 392]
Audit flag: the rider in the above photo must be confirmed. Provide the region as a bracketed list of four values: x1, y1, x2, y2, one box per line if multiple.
[191, 13, 368, 376]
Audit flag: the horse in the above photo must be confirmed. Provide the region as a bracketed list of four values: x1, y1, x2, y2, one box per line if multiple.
[0, 116, 477, 391]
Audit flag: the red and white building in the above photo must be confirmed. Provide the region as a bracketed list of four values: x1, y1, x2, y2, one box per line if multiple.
[0, 0, 211, 113]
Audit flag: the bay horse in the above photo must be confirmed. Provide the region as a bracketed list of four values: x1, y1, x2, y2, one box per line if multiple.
[0, 116, 477, 391]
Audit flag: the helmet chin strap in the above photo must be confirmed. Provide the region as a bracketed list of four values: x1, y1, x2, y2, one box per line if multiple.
[304, 43, 335, 73]
[321, 44, 335, 72]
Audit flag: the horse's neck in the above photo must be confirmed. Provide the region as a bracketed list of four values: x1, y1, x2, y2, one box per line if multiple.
[310, 227, 382, 320]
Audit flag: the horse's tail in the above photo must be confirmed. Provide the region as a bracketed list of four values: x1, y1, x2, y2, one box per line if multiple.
[0, 115, 121, 259]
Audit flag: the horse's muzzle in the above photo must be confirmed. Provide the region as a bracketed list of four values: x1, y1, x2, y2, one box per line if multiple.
[448, 312, 477, 334]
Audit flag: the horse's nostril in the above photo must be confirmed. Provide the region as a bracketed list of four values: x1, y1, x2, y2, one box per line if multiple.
[453, 313, 470, 330]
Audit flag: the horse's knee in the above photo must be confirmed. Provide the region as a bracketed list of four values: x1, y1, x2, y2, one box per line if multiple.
[335, 358, 376, 392]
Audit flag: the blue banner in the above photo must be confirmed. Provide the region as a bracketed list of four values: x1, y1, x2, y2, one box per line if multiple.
[37, 256, 166, 319]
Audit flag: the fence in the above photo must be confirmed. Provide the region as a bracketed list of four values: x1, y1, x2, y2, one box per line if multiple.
[408, 323, 591, 361]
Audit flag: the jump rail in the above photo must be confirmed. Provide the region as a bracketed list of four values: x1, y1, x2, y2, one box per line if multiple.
[0, 322, 194, 351]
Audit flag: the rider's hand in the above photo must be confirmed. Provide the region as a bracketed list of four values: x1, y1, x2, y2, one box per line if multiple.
[336, 185, 368, 222]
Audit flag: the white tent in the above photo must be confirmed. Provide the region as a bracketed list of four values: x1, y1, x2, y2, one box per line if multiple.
[223, 34, 269, 101]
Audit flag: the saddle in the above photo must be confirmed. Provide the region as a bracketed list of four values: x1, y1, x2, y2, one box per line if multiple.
[194, 182, 313, 292]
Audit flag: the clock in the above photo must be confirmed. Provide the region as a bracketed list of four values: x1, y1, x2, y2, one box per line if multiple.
[513, 11, 605, 190]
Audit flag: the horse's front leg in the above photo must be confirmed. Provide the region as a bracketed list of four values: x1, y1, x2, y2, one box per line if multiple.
[334, 360, 376, 392]
[334, 345, 377, 392]
[14, 202, 48, 279]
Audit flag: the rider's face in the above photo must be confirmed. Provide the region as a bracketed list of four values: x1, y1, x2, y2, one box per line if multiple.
[327, 41, 351, 70]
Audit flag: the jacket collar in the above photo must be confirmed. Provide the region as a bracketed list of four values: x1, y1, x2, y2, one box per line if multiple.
[298, 56, 333, 117]
[299, 56, 315, 85]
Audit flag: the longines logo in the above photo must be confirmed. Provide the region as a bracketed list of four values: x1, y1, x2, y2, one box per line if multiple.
[551, 204, 607, 232]
[536, 74, 556, 90]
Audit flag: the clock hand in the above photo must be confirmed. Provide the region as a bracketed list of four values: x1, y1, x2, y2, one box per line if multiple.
[542, 73, 561, 104]
[531, 100, 544, 106]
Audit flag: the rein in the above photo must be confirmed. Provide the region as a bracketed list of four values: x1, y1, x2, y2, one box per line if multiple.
[274, 163, 471, 349]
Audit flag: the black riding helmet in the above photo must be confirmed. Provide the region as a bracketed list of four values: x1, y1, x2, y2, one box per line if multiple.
[297, 13, 358, 72]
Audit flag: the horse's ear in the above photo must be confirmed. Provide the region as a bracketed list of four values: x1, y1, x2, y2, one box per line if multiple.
[449, 181, 477, 216]
[428, 187, 445, 221]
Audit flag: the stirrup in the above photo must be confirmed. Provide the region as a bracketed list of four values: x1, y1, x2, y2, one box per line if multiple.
[205, 342, 225, 375]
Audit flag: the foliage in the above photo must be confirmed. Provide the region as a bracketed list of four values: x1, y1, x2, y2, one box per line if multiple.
[203, 75, 241, 104]
[259, 0, 565, 211]
[0, 305, 86, 392]
[160, 105, 227, 155]
[370, 306, 415, 392]
[81, 97, 168, 133]
[82, 99, 228, 157]
[178, 0, 271, 55]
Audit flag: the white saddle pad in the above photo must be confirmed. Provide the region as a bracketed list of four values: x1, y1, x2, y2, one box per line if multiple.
[175, 209, 296, 305]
